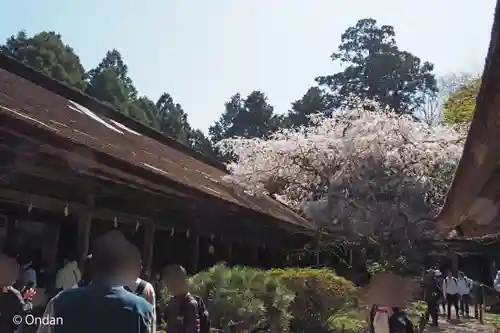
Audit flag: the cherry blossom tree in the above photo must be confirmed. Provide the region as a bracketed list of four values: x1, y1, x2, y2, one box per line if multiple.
[217, 100, 465, 262]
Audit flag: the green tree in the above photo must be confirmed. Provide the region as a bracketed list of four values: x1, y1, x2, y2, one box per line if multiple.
[442, 77, 480, 124]
[209, 91, 282, 143]
[86, 67, 130, 110]
[129, 97, 161, 130]
[188, 129, 216, 157]
[85, 50, 152, 125]
[287, 87, 330, 127]
[87, 49, 137, 100]
[1, 30, 87, 89]
[153, 93, 215, 156]
[155, 93, 192, 144]
[316, 18, 437, 113]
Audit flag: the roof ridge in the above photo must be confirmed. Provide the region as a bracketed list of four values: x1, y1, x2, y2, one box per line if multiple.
[0, 52, 227, 173]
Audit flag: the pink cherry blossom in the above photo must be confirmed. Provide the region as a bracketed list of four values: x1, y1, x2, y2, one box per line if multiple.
[217, 101, 465, 245]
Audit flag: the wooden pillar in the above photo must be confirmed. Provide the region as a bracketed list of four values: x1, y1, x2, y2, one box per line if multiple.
[142, 221, 155, 279]
[252, 245, 259, 266]
[45, 222, 60, 280]
[190, 221, 200, 274]
[77, 194, 94, 264]
[452, 253, 459, 273]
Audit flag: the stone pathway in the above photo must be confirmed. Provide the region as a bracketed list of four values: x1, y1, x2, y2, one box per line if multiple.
[425, 315, 496, 333]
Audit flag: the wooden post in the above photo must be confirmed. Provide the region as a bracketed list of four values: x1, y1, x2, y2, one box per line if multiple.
[190, 221, 200, 274]
[474, 282, 479, 319]
[142, 221, 155, 279]
[77, 194, 93, 265]
[252, 245, 259, 266]
[45, 221, 60, 282]
[480, 284, 485, 324]
[452, 253, 459, 273]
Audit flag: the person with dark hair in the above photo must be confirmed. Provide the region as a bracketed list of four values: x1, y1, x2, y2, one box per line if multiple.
[457, 271, 473, 317]
[161, 264, 210, 333]
[369, 305, 414, 333]
[442, 270, 460, 321]
[36, 231, 154, 333]
[72, 254, 92, 288]
[0, 253, 35, 333]
[17, 253, 37, 291]
[424, 270, 441, 327]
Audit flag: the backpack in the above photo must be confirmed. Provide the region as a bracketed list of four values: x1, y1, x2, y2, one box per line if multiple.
[189, 294, 211, 333]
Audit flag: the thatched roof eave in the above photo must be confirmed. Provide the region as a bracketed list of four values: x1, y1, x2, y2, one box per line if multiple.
[435, 0, 500, 237]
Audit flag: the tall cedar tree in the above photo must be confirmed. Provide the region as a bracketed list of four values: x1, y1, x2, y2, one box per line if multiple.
[316, 18, 437, 113]
[1, 30, 87, 90]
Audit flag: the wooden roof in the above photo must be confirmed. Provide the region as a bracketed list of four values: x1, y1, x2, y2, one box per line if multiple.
[435, 0, 500, 237]
[0, 53, 316, 233]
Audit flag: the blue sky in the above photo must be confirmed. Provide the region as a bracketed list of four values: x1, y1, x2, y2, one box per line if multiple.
[0, 0, 495, 133]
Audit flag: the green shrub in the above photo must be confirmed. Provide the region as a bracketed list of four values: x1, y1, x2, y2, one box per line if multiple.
[158, 264, 360, 333]
[266, 267, 359, 328]
[327, 311, 366, 333]
[189, 264, 295, 333]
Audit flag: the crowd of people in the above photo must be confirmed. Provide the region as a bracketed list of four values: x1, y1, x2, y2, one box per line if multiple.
[0, 230, 210, 333]
[423, 268, 474, 327]
[0, 230, 487, 333]
[369, 268, 476, 333]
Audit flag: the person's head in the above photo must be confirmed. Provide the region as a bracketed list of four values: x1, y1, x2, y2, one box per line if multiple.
[0, 254, 19, 287]
[447, 270, 453, 277]
[161, 264, 188, 295]
[91, 231, 131, 283]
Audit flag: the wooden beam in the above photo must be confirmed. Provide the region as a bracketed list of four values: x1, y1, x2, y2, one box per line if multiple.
[188, 220, 201, 274]
[142, 221, 155, 279]
[0, 189, 153, 226]
[10, 162, 186, 214]
[11, 158, 187, 206]
[0, 124, 315, 236]
[77, 194, 94, 264]
[0, 126, 190, 199]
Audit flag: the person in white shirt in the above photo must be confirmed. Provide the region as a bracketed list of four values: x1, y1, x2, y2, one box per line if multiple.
[494, 270, 500, 292]
[55, 254, 81, 291]
[442, 271, 460, 320]
[457, 271, 473, 317]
